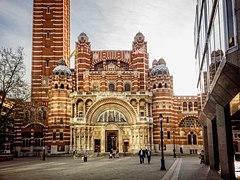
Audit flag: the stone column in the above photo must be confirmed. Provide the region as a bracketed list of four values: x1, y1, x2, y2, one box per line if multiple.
[216, 104, 235, 179]
[101, 127, 105, 152]
[87, 127, 90, 150]
[73, 128, 76, 152]
[202, 125, 209, 165]
[83, 127, 86, 151]
[151, 127, 154, 150]
[78, 128, 81, 151]
[79, 127, 82, 151]
[206, 119, 216, 169]
[70, 128, 73, 152]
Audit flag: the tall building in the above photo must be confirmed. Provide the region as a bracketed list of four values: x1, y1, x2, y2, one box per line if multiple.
[194, 0, 240, 179]
[68, 32, 203, 154]
[13, 1, 203, 157]
[31, 0, 70, 102]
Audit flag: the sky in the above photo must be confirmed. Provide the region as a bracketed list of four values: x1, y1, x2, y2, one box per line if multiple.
[0, 0, 197, 95]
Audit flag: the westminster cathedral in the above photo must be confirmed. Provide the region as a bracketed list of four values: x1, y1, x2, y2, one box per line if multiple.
[12, 0, 203, 157]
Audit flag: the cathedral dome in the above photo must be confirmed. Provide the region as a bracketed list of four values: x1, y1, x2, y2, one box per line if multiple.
[78, 32, 89, 42]
[151, 58, 169, 76]
[53, 59, 71, 76]
[134, 32, 145, 43]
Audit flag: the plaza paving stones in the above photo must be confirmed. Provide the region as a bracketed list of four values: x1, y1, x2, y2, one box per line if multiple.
[0, 155, 222, 180]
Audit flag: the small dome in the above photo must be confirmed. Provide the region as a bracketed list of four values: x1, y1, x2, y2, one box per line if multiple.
[134, 32, 145, 43]
[78, 32, 89, 42]
[152, 59, 158, 68]
[53, 59, 71, 76]
[158, 58, 166, 65]
[151, 58, 169, 76]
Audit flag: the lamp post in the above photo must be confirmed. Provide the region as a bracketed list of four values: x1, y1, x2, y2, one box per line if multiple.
[173, 130, 176, 158]
[160, 113, 166, 170]
[43, 132, 45, 161]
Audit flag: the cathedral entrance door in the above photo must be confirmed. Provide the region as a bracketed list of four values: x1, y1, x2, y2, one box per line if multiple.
[105, 130, 118, 152]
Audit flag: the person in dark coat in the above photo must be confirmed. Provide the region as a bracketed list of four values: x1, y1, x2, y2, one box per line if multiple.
[138, 148, 145, 164]
[146, 148, 151, 164]
[83, 151, 87, 162]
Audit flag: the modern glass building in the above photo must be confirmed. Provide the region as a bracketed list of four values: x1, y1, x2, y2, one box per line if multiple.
[194, 0, 240, 179]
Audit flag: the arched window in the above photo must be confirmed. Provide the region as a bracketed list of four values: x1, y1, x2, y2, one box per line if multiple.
[183, 102, 187, 111]
[188, 102, 193, 111]
[188, 132, 197, 145]
[193, 134, 197, 144]
[194, 102, 198, 111]
[60, 84, 64, 89]
[124, 83, 131, 91]
[188, 134, 192, 144]
[109, 83, 115, 91]
[158, 83, 162, 88]
[22, 132, 31, 147]
[153, 84, 156, 89]
[55, 84, 58, 89]
[43, 110, 47, 120]
[164, 83, 167, 88]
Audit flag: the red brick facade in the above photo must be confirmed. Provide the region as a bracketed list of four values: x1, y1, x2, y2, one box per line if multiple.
[13, 0, 202, 156]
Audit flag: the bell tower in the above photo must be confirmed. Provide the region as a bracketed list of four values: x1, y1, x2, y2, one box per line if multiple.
[31, 0, 70, 102]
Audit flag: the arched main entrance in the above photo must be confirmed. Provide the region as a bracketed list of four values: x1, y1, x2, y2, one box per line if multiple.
[106, 130, 118, 152]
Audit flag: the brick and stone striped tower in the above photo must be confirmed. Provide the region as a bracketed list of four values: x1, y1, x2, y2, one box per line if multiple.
[31, 0, 70, 102]
[150, 58, 174, 151]
[48, 59, 72, 153]
[132, 32, 149, 91]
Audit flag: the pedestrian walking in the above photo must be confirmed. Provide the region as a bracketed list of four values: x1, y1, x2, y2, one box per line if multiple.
[109, 148, 113, 158]
[138, 148, 145, 164]
[146, 148, 151, 164]
[116, 147, 119, 158]
[180, 147, 183, 155]
[73, 150, 76, 159]
[83, 151, 87, 162]
[200, 150, 204, 164]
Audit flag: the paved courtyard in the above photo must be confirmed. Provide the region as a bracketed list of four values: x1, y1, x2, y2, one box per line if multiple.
[0, 155, 222, 180]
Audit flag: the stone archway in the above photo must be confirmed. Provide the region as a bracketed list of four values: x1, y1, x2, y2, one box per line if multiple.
[85, 97, 137, 124]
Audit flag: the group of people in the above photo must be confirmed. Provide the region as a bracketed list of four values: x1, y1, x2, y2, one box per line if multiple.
[138, 148, 151, 164]
[73, 150, 88, 162]
[109, 147, 119, 158]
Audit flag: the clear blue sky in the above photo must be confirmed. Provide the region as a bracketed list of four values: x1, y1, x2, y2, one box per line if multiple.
[0, 0, 197, 95]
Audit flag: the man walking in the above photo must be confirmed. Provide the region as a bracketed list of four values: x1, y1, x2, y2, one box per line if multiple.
[146, 148, 151, 164]
[138, 148, 145, 164]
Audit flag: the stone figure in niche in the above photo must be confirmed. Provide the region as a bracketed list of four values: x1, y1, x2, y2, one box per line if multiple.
[116, 112, 119, 121]
[108, 111, 115, 122]
[99, 115, 103, 122]
[104, 112, 108, 122]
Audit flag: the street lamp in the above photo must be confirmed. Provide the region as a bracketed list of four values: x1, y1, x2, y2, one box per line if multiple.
[173, 130, 176, 158]
[43, 132, 45, 161]
[160, 113, 166, 170]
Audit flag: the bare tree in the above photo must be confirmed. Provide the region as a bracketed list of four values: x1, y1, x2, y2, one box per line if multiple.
[0, 47, 30, 129]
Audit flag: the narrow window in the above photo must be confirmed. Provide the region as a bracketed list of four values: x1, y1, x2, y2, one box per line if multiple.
[167, 131, 170, 139]
[53, 132, 56, 140]
[46, 31, 50, 39]
[60, 132, 63, 140]
[188, 134, 192, 145]
[47, 6, 50, 14]
[193, 135, 197, 144]
[60, 84, 64, 89]
[166, 117, 169, 123]
[158, 83, 162, 88]
[164, 83, 167, 88]
[109, 83, 115, 91]
[55, 84, 58, 89]
[153, 84, 156, 89]
[124, 83, 131, 91]
[45, 59, 49, 67]
[60, 118, 63, 124]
